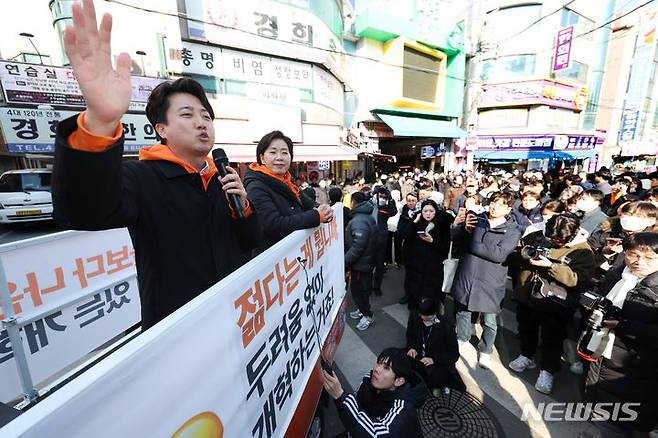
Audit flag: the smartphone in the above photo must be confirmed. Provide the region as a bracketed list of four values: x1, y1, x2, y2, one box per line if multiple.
[320, 356, 333, 374]
[417, 230, 427, 234]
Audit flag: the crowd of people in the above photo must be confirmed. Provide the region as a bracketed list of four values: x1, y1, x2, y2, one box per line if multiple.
[317, 167, 658, 437]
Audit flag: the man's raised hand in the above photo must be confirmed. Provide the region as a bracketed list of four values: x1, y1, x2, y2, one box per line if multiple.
[64, 0, 132, 136]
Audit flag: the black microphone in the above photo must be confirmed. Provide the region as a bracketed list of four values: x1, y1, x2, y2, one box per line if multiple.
[212, 148, 245, 219]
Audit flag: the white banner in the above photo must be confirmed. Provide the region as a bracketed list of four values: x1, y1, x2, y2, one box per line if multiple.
[0, 107, 157, 153]
[0, 61, 164, 111]
[0, 229, 141, 402]
[1, 208, 345, 437]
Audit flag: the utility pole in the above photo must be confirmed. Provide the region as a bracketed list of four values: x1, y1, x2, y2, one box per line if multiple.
[460, 0, 484, 172]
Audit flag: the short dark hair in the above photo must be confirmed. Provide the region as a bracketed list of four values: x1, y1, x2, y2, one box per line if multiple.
[623, 231, 658, 253]
[376, 348, 411, 381]
[418, 297, 436, 316]
[302, 186, 316, 202]
[145, 78, 214, 145]
[521, 191, 542, 201]
[648, 171, 658, 181]
[643, 188, 658, 201]
[406, 192, 419, 200]
[620, 201, 658, 219]
[255, 130, 294, 165]
[420, 199, 439, 212]
[545, 214, 580, 244]
[613, 176, 632, 187]
[489, 191, 515, 207]
[328, 187, 343, 204]
[581, 189, 604, 204]
[595, 170, 610, 181]
[542, 199, 566, 214]
[351, 191, 368, 205]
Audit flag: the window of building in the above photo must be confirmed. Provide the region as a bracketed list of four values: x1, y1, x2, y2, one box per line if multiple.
[188, 74, 223, 95]
[481, 54, 536, 81]
[20, 53, 51, 64]
[402, 46, 440, 102]
[552, 60, 588, 83]
[561, 8, 594, 39]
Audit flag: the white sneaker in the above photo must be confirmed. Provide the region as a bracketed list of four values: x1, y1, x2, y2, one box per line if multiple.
[349, 310, 363, 320]
[356, 315, 374, 331]
[478, 352, 492, 369]
[569, 361, 584, 375]
[508, 355, 537, 373]
[535, 370, 554, 394]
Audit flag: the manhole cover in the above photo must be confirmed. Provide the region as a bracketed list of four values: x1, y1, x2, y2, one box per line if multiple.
[418, 390, 504, 438]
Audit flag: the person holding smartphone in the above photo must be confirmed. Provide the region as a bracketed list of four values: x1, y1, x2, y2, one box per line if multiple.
[450, 192, 522, 369]
[398, 200, 452, 311]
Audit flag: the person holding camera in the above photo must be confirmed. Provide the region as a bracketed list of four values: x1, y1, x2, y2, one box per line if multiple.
[510, 215, 595, 394]
[581, 232, 658, 436]
[398, 199, 452, 310]
[451, 191, 522, 369]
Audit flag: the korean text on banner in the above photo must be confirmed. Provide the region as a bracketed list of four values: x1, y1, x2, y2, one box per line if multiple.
[0, 229, 140, 402]
[1, 207, 346, 438]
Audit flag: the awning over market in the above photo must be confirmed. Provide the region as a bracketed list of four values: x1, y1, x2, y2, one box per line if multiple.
[375, 113, 467, 138]
[216, 144, 360, 163]
[474, 149, 596, 160]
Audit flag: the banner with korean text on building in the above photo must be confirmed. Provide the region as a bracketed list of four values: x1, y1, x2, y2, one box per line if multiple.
[1, 207, 345, 438]
[0, 229, 141, 402]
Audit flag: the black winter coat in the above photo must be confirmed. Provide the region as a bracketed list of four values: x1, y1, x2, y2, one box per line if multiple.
[450, 215, 522, 313]
[584, 268, 658, 432]
[511, 204, 543, 233]
[406, 314, 459, 369]
[52, 115, 261, 329]
[398, 212, 452, 300]
[397, 205, 417, 266]
[243, 168, 320, 253]
[344, 201, 377, 273]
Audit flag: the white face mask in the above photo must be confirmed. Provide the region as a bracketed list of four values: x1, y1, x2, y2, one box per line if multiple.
[576, 200, 590, 212]
[542, 214, 552, 223]
[620, 216, 655, 232]
[378, 198, 387, 206]
[422, 318, 435, 327]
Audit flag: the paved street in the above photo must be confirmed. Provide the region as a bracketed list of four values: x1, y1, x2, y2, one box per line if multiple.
[326, 266, 600, 438]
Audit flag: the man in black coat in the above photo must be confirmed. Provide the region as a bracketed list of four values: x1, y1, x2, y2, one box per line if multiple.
[52, 2, 260, 329]
[345, 192, 377, 331]
[406, 298, 465, 392]
[371, 186, 398, 295]
[602, 176, 638, 216]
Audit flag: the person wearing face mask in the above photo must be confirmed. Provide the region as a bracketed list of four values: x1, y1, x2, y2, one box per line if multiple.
[406, 297, 465, 394]
[244, 131, 334, 254]
[582, 232, 658, 437]
[602, 176, 638, 216]
[510, 215, 595, 395]
[371, 186, 398, 296]
[453, 177, 485, 213]
[593, 202, 658, 276]
[398, 200, 452, 310]
[521, 199, 567, 238]
[576, 189, 607, 234]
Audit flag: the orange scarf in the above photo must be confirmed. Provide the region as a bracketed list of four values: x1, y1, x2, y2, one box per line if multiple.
[610, 191, 621, 206]
[249, 163, 300, 199]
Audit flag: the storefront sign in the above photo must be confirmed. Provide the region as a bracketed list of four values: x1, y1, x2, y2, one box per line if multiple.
[0, 61, 163, 111]
[620, 110, 640, 142]
[552, 26, 574, 72]
[167, 42, 342, 113]
[479, 79, 588, 111]
[476, 134, 598, 151]
[0, 108, 155, 153]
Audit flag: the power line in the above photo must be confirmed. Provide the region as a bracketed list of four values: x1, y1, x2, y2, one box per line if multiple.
[490, 0, 577, 46]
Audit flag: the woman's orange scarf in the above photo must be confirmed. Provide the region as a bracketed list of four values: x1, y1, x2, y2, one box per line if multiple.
[249, 163, 300, 199]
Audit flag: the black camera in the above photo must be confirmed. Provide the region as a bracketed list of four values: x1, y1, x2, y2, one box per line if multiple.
[520, 245, 551, 260]
[579, 291, 620, 330]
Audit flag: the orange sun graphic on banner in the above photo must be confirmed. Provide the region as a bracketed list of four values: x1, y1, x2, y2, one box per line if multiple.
[172, 412, 223, 438]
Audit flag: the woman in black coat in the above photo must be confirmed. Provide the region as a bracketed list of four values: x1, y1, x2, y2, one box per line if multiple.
[582, 232, 658, 435]
[244, 130, 334, 254]
[398, 199, 452, 310]
[406, 298, 465, 392]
